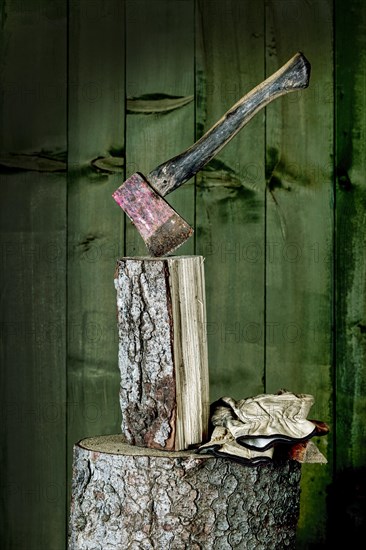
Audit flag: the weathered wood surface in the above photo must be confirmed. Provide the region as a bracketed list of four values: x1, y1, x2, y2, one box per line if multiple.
[335, 0, 366, 473]
[0, 2, 67, 548]
[125, 0, 195, 257]
[333, 0, 366, 543]
[67, 0, 124, 489]
[69, 435, 302, 550]
[114, 256, 209, 450]
[196, 0, 266, 400]
[1, 1, 366, 548]
[265, 2, 334, 546]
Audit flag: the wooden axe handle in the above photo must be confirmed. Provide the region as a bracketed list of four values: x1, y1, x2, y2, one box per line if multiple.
[148, 52, 310, 196]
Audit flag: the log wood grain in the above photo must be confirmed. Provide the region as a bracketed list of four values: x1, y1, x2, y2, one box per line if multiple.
[114, 256, 209, 451]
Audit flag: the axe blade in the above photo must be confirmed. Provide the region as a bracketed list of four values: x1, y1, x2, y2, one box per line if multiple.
[113, 173, 193, 257]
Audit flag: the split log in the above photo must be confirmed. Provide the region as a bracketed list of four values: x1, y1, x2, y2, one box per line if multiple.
[114, 256, 209, 451]
[68, 435, 302, 550]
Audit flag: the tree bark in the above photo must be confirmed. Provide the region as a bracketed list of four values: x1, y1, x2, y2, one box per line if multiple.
[68, 435, 302, 550]
[114, 256, 209, 451]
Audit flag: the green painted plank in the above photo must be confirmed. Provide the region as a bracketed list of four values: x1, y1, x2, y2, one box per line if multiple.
[0, 1, 66, 155]
[334, 0, 366, 542]
[195, 0, 265, 401]
[336, 0, 366, 472]
[0, 1, 67, 548]
[125, 0, 195, 257]
[67, 0, 125, 470]
[265, 1, 333, 546]
[0, 175, 67, 550]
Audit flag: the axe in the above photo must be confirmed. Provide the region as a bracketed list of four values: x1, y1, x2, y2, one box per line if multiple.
[113, 52, 310, 256]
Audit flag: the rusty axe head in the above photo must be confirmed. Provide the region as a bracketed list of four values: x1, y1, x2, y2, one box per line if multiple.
[112, 173, 193, 257]
[113, 52, 311, 256]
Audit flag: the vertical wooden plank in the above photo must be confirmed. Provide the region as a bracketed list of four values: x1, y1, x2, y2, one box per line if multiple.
[125, 0, 195, 257]
[195, 0, 265, 401]
[335, 0, 366, 473]
[334, 0, 366, 541]
[67, 0, 124, 481]
[265, 1, 333, 546]
[0, 1, 67, 548]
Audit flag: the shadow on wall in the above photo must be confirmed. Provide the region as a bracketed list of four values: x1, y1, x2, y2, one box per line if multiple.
[326, 467, 366, 547]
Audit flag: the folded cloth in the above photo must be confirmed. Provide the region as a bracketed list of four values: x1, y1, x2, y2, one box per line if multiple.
[211, 391, 325, 452]
[198, 426, 274, 466]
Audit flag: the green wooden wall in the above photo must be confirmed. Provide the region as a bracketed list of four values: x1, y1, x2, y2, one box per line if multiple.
[0, 0, 365, 548]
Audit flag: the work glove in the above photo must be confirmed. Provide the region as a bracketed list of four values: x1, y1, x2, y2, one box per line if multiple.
[286, 440, 327, 463]
[198, 425, 274, 466]
[211, 391, 324, 452]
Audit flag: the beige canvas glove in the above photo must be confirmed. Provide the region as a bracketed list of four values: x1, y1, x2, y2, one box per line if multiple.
[211, 391, 318, 451]
[198, 426, 274, 466]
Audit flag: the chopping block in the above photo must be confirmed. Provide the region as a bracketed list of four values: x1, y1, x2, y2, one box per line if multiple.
[68, 435, 302, 549]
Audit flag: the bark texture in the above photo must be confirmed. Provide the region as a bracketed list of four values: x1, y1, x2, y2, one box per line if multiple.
[68, 435, 302, 550]
[114, 256, 209, 451]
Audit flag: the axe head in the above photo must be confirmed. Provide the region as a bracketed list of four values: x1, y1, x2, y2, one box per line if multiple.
[112, 173, 193, 257]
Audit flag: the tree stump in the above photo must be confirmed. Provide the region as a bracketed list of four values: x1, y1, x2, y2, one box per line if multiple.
[68, 435, 302, 550]
[114, 256, 209, 451]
